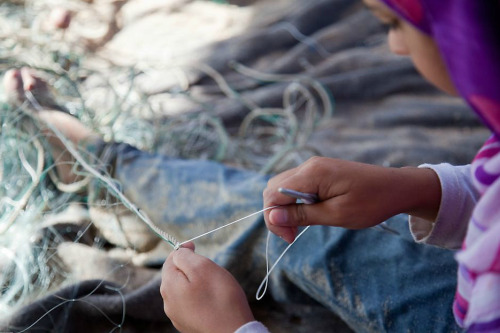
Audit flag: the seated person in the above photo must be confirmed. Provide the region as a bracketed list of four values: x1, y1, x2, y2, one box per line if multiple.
[4, 65, 460, 332]
[161, 0, 500, 332]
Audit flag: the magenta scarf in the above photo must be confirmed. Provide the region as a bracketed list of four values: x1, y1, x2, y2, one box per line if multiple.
[378, 0, 500, 331]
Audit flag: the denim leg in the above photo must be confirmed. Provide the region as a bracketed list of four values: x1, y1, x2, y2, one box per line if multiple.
[265, 215, 462, 333]
[100, 143, 461, 332]
[102, 143, 270, 258]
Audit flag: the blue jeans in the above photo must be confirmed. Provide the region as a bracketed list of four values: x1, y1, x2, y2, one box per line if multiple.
[98, 142, 462, 333]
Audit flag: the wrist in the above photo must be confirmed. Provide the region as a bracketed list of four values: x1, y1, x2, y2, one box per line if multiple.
[396, 166, 441, 221]
[229, 309, 255, 333]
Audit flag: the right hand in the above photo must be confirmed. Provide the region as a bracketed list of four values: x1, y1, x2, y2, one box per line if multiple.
[160, 244, 254, 333]
[263, 157, 441, 243]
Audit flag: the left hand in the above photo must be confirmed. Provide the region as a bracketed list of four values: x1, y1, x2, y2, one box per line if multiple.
[160, 244, 254, 333]
[263, 157, 441, 243]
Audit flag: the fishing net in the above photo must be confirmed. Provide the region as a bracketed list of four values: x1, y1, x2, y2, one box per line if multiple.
[0, 0, 334, 322]
[0, 0, 488, 331]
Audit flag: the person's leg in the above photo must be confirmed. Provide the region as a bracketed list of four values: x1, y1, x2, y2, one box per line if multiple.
[4, 68, 98, 184]
[69, 142, 461, 332]
[15, 69, 460, 332]
[102, 143, 460, 332]
[264, 215, 461, 333]
[7, 68, 270, 255]
[37, 110, 100, 184]
[90, 142, 270, 257]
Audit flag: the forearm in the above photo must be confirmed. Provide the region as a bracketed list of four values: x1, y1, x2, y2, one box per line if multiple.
[263, 157, 444, 237]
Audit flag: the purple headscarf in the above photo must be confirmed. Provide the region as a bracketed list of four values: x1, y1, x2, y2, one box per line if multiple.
[378, 0, 500, 331]
[381, 0, 500, 137]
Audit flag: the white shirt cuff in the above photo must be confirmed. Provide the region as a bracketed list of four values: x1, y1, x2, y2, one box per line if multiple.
[408, 163, 477, 249]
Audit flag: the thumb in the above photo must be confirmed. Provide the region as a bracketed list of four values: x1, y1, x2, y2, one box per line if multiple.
[268, 200, 342, 228]
[180, 241, 195, 251]
[267, 205, 316, 243]
[269, 206, 310, 228]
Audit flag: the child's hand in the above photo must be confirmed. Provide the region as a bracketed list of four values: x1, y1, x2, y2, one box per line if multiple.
[263, 157, 441, 243]
[160, 245, 254, 333]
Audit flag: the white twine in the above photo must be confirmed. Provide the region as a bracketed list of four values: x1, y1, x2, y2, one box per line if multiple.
[256, 226, 310, 300]
[178, 205, 310, 300]
[178, 206, 279, 247]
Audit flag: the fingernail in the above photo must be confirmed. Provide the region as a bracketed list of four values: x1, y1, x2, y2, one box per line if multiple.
[270, 208, 288, 226]
[282, 229, 296, 243]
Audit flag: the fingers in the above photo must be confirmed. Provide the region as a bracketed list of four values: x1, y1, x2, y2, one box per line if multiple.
[263, 157, 353, 242]
[161, 248, 199, 312]
[162, 252, 186, 284]
[161, 246, 197, 286]
[162, 242, 196, 280]
[266, 201, 339, 242]
[180, 241, 195, 251]
[160, 254, 182, 313]
[263, 158, 329, 209]
[265, 166, 298, 191]
[263, 167, 311, 237]
[263, 159, 329, 242]
[263, 157, 409, 238]
[171, 247, 211, 280]
[161, 248, 254, 332]
[264, 167, 306, 206]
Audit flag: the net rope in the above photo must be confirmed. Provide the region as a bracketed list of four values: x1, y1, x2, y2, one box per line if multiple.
[0, 0, 335, 326]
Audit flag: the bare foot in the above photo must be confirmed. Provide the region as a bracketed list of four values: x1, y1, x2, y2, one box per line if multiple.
[4, 67, 100, 184]
[3, 67, 60, 110]
[3, 69, 24, 106]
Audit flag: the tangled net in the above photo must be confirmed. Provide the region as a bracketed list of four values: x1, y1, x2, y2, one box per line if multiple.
[0, 0, 335, 319]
